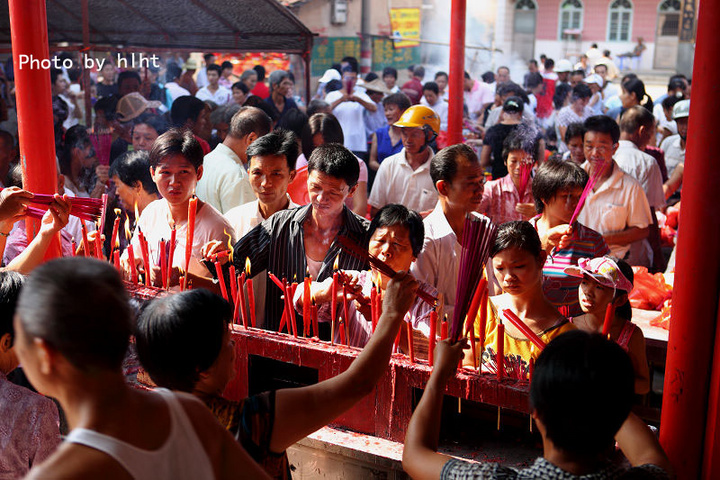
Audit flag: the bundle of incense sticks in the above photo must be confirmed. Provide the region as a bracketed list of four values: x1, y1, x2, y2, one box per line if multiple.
[89, 130, 113, 166]
[568, 159, 607, 225]
[518, 159, 533, 198]
[22, 194, 103, 222]
[449, 212, 497, 342]
[336, 235, 437, 306]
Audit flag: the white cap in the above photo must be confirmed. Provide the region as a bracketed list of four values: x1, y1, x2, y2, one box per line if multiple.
[319, 69, 341, 84]
[556, 59, 573, 73]
[584, 74, 603, 86]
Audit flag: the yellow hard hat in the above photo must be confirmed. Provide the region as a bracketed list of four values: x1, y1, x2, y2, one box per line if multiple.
[394, 105, 441, 135]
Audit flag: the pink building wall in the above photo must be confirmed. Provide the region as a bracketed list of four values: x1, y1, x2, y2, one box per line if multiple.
[536, 0, 660, 42]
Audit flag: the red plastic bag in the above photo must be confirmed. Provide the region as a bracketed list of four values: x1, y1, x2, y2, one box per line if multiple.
[628, 267, 672, 311]
[650, 299, 672, 330]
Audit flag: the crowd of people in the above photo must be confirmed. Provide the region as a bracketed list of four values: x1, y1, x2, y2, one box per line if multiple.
[0, 46, 685, 478]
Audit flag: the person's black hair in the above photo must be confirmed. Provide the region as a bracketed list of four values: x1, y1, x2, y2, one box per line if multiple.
[149, 128, 203, 170]
[364, 72, 379, 83]
[109, 150, 159, 195]
[0, 271, 24, 344]
[422, 81, 439, 95]
[584, 115, 620, 144]
[228, 106, 272, 139]
[59, 125, 93, 176]
[382, 67, 398, 80]
[528, 59, 538, 67]
[571, 69, 585, 78]
[170, 96, 206, 128]
[246, 100, 278, 123]
[490, 220, 542, 259]
[553, 83, 572, 110]
[324, 79, 343, 94]
[133, 112, 169, 138]
[67, 66, 82, 83]
[603, 49, 611, 57]
[544, 58, 555, 70]
[0, 130, 14, 149]
[382, 92, 412, 111]
[341, 56, 359, 73]
[253, 65, 266, 81]
[246, 129, 299, 171]
[231, 81, 250, 95]
[571, 83, 592, 101]
[117, 71, 141, 92]
[204, 53, 215, 63]
[207, 64, 222, 76]
[526, 72, 543, 90]
[435, 71, 448, 80]
[16, 258, 132, 372]
[309, 112, 344, 145]
[430, 144, 479, 190]
[502, 96, 524, 114]
[612, 256, 635, 321]
[539, 54, 547, 61]
[136, 289, 230, 392]
[166, 62, 182, 83]
[622, 77, 653, 112]
[368, 204, 424, 257]
[620, 105, 654, 134]
[307, 143, 359, 188]
[530, 330, 634, 457]
[220, 61, 233, 72]
[6, 163, 22, 189]
[501, 125, 541, 164]
[497, 82, 529, 104]
[50, 68, 63, 86]
[532, 158, 588, 213]
[481, 71, 495, 84]
[591, 43, 598, 48]
[667, 77, 686, 93]
[464, 71, 471, 80]
[306, 99, 330, 118]
[412, 66, 425, 80]
[564, 122, 586, 144]
[93, 95, 118, 119]
[276, 109, 312, 159]
[661, 95, 681, 111]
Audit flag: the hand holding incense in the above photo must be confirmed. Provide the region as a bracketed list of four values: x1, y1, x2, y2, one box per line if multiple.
[568, 159, 608, 226]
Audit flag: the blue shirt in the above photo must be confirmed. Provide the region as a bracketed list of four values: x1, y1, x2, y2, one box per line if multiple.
[375, 125, 403, 164]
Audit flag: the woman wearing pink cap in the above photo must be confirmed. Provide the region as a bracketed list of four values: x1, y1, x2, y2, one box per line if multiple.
[565, 256, 649, 394]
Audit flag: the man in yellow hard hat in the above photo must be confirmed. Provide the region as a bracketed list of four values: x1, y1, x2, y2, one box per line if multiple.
[368, 105, 440, 217]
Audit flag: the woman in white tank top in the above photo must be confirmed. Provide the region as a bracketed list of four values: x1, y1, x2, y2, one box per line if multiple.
[13, 258, 269, 479]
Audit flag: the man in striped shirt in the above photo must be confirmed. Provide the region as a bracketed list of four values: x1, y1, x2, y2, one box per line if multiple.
[232, 143, 369, 334]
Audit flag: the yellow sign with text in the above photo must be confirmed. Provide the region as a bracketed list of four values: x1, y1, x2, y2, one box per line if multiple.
[390, 8, 420, 49]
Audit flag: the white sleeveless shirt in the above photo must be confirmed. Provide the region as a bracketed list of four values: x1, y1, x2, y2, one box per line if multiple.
[64, 389, 215, 480]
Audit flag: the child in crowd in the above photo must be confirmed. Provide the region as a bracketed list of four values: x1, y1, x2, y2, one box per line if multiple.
[293, 204, 436, 352]
[135, 270, 419, 479]
[566, 255, 650, 394]
[14, 258, 269, 479]
[468, 221, 575, 376]
[562, 122, 586, 164]
[530, 159, 609, 316]
[0, 271, 61, 479]
[124, 129, 234, 291]
[479, 128, 538, 224]
[404, 331, 671, 479]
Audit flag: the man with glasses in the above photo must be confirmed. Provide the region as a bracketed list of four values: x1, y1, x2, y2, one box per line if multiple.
[411, 144, 486, 321]
[577, 116, 651, 263]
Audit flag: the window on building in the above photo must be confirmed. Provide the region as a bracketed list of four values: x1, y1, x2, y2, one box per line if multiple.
[558, 0, 583, 40]
[658, 0, 681, 36]
[608, 0, 633, 42]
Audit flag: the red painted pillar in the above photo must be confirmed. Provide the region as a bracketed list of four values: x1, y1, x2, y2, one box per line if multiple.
[446, 0, 466, 146]
[9, 0, 61, 257]
[659, 0, 720, 476]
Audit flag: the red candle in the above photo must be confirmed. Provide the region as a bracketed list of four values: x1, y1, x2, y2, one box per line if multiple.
[441, 317, 448, 340]
[311, 298, 318, 338]
[159, 240, 167, 288]
[98, 193, 109, 234]
[183, 197, 198, 291]
[138, 229, 150, 287]
[285, 282, 297, 337]
[110, 208, 121, 260]
[127, 244, 138, 284]
[370, 282, 378, 333]
[496, 323, 505, 380]
[113, 249, 120, 272]
[80, 223, 90, 257]
[502, 309, 546, 352]
[238, 272, 247, 328]
[393, 325, 402, 352]
[268, 272, 284, 290]
[331, 271, 339, 326]
[167, 225, 176, 285]
[602, 303, 614, 338]
[342, 280, 350, 331]
[215, 261, 228, 301]
[338, 318, 347, 346]
[303, 273, 311, 337]
[478, 291, 488, 360]
[71, 238, 77, 257]
[428, 309, 438, 367]
[245, 258, 256, 328]
[407, 320, 415, 363]
[528, 357, 535, 382]
[94, 223, 103, 260]
[279, 310, 288, 334]
[469, 323, 477, 371]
